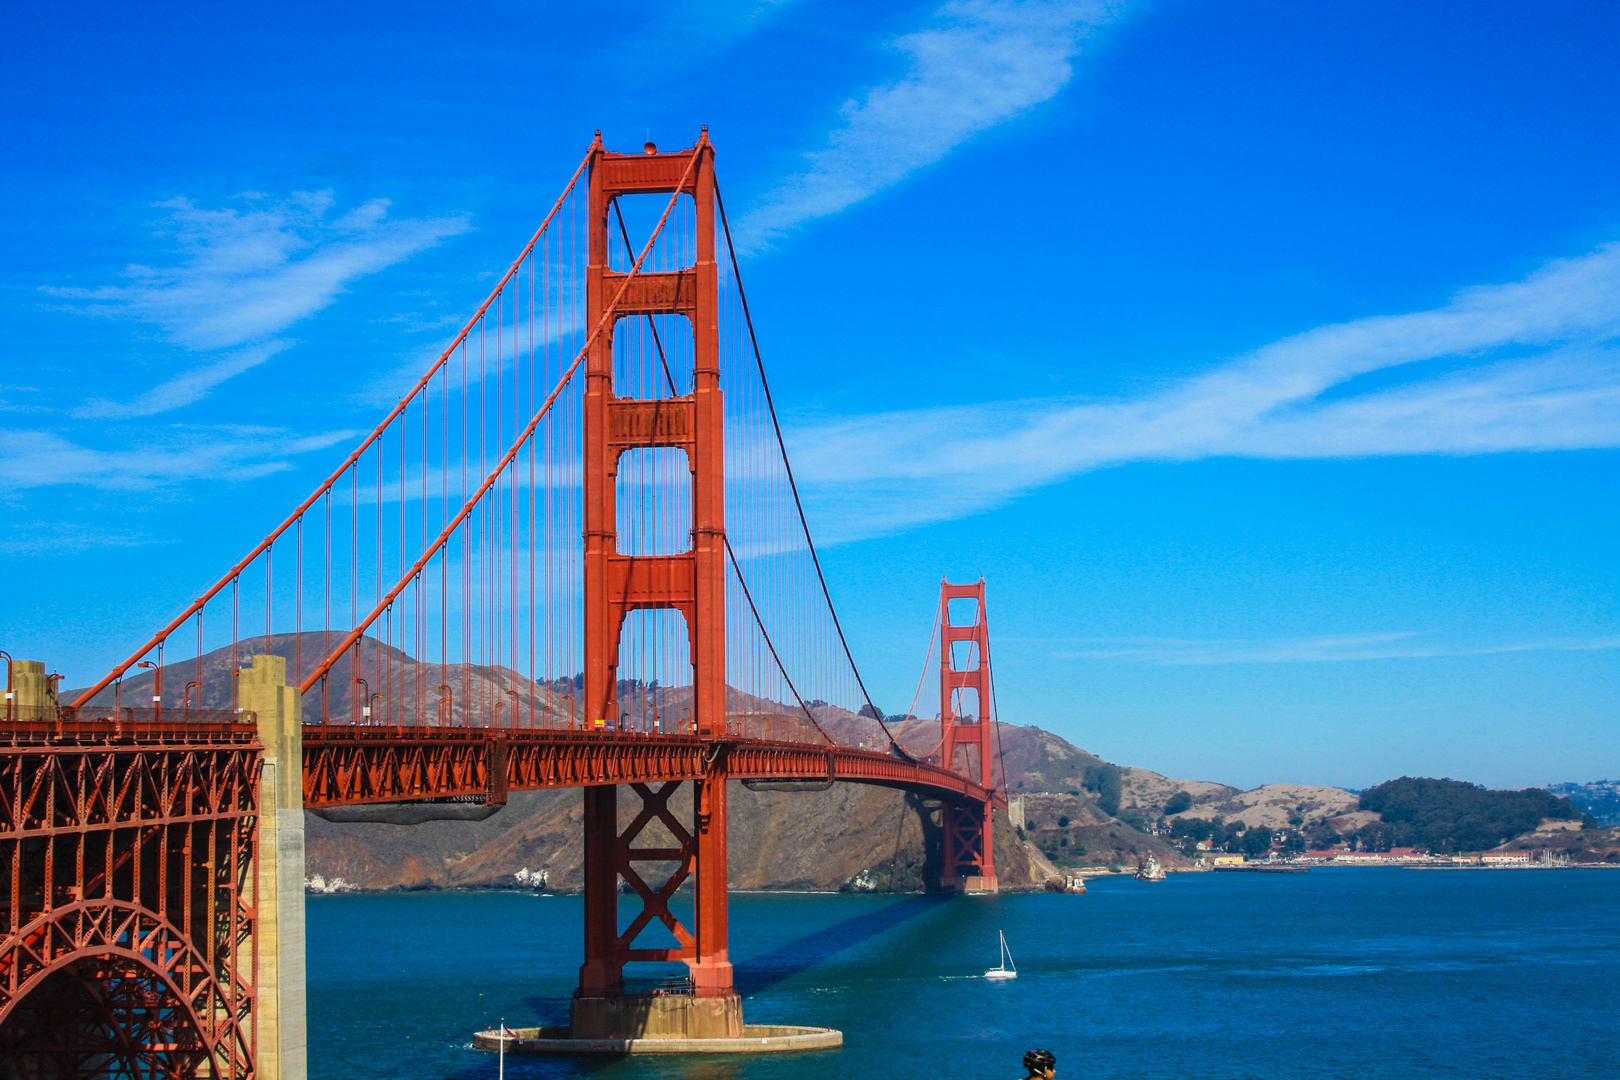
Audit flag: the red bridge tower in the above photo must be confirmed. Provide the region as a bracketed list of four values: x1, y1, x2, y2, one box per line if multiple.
[575, 131, 740, 1038]
[938, 579, 999, 893]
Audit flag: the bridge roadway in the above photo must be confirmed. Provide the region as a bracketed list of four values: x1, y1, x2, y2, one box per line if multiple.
[301, 723, 999, 809]
[0, 712, 998, 809]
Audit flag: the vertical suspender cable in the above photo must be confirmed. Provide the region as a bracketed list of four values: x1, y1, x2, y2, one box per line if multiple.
[713, 183, 904, 755]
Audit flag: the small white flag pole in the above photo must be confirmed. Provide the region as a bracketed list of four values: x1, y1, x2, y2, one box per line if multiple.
[499, 1018, 506, 1080]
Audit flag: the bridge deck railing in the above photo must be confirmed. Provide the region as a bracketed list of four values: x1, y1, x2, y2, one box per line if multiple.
[0, 707, 255, 745]
[300, 707, 895, 752]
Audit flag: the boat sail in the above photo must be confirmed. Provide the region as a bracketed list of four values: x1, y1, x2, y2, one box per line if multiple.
[985, 930, 1017, 979]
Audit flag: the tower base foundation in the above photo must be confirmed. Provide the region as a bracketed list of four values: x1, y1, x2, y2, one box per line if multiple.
[569, 992, 743, 1040]
[474, 1023, 842, 1055]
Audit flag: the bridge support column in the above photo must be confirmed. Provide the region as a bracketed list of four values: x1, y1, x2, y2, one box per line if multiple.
[943, 800, 999, 895]
[7, 660, 58, 719]
[688, 763, 732, 998]
[239, 655, 307, 1080]
[577, 784, 619, 997]
[571, 767, 741, 1041]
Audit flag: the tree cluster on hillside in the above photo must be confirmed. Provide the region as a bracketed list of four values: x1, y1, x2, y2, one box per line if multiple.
[1356, 777, 1581, 853]
[1082, 763, 1122, 817]
[1168, 816, 1307, 858]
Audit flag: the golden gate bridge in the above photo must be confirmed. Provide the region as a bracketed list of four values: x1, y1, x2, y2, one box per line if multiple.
[0, 131, 1005, 1078]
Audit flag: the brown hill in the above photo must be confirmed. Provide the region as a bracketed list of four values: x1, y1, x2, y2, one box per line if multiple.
[64, 632, 1192, 892]
[1116, 766, 1359, 832]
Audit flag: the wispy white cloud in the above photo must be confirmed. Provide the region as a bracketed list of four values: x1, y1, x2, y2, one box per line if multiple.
[45, 192, 469, 411]
[0, 427, 359, 492]
[738, 0, 1135, 251]
[52, 192, 469, 350]
[350, 307, 586, 410]
[0, 385, 55, 415]
[657, 0, 798, 59]
[73, 341, 291, 419]
[0, 521, 159, 556]
[1053, 632, 1620, 665]
[790, 242, 1620, 540]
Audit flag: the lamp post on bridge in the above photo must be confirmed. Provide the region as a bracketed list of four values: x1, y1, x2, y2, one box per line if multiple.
[352, 678, 369, 725]
[1, 650, 12, 722]
[137, 651, 163, 721]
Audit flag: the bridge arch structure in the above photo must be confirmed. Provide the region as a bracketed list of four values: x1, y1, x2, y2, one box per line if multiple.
[0, 667, 258, 1080]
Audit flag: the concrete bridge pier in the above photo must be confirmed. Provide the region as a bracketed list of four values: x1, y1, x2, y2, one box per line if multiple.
[239, 655, 308, 1080]
[8, 659, 59, 718]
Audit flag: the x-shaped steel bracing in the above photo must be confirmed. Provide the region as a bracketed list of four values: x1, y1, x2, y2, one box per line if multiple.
[616, 781, 698, 960]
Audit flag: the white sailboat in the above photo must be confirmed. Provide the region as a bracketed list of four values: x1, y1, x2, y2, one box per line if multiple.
[985, 930, 1018, 979]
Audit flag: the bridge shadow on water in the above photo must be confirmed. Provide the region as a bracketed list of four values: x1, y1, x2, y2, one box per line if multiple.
[732, 894, 945, 996]
[445, 895, 944, 1079]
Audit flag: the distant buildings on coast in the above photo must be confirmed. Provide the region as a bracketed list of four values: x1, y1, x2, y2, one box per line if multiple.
[1191, 848, 1577, 868]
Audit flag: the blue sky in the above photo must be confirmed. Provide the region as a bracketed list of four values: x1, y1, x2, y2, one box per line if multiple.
[3, 0, 1616, 789]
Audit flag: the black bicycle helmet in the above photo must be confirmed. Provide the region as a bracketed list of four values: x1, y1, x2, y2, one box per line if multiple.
[1024, 1049, 1057, 1073]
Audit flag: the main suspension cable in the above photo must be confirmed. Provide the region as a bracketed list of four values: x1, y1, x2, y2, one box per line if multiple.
[300, 146, 705, 694]
[900, 603, 945, 759]
[74, 148, 593, 709]
[714, 180, 908, 760]
[723, 536, 835, 746]
[613, 200, 680, 397]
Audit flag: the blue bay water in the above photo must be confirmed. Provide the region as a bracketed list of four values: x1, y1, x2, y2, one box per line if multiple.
[307, 868, 1620, 1080]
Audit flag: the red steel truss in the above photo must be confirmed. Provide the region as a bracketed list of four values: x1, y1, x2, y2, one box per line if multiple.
[301, 726, 998, 807]
[0, 715, 260, 1080]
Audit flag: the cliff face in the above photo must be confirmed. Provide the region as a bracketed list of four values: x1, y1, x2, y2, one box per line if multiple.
[306, 783, 1040, 893]
[305, 789, 580, 890]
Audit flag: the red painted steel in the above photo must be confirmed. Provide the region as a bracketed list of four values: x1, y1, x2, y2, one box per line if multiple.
[579, 132, 735, 997]
[938, 579, 998, 887]
[0, 720, 260, 1080]
[300, 726, 997, 808]
[581, 132, 720, 736]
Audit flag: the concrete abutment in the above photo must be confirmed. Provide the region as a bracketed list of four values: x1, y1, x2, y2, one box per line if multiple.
[239, 655, 308, 1080]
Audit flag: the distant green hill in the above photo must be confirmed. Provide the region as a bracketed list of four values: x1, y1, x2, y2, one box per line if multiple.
[1355, 777, 1581, 853]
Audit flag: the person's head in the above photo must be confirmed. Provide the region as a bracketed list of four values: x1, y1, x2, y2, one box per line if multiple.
[1023, 1049, 1056, 1078]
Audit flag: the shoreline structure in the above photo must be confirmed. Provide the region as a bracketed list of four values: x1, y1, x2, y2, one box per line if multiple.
[305, 856, 1617, 896]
